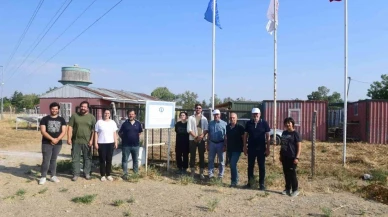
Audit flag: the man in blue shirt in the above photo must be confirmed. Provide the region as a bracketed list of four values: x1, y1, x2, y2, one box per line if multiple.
[243, 108, 270, 190]
[119, 109, 143, 177]
[207, 109, 227, 179]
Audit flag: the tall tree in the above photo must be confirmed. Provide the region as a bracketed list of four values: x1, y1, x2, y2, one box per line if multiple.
[175, 91, 199, 109]
[367, 74, 388, 99]
[307, 86, 343, 103]
[151, 87, 176, 101]
[208, 94, 222, 108]
[201, 99, 208, 108]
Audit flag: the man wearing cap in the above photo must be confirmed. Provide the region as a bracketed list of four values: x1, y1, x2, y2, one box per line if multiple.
[243, 108, 270, 190]
[206, 109, 227, 179]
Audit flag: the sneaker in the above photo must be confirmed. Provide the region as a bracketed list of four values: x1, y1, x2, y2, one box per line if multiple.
[244, 183, 251, 189]
[39, 177, 46, 185]
[51, 176, 60, 183]
[85, 174, 91, 180]
[100, 176, 107, 182]
[122, 174, 128, 180]
[259, 185, 266, 191]
[107, 176, 113, 181]
[71, 176, 78, 181]
[229, 184, 237, 188]
[282, 189, 291, 196]
[291, 190, 300, 197]
[200, 174, 205, 180]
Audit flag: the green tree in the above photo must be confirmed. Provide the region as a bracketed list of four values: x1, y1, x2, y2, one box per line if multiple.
[208, 94, 222, 108]
[222, 97, 234, 103]
[151, 87, 176, 101]
[201, 99, 208, 108]
[10, 91, 24, 109]
[367, 74, 388, 99]
[307, 86, 343, 103]
[175, 91, 199, 109]
[22, 94, 39, 109]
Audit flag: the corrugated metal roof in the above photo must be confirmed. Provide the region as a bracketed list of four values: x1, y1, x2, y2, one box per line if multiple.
[40, 84, 158, 102]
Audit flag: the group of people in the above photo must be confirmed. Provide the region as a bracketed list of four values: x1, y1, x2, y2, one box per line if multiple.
[38, 101, 302, 197]
[38, 101, 143, 185]
[175, 103, 302, 197]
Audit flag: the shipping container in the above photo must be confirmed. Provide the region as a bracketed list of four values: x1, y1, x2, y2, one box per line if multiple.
[215, 101, 262, 119]
[262, 100, 327, 141]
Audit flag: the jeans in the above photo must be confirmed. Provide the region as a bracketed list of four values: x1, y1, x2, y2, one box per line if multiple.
[41, 143, 62, 177]
[189, 140, 206, 169]
[176, 141, 189, 170]
[208, 142, 225, 178]
[228, 151, 241, 185]
[122, 146, 140, 174]
[71, 144, 92, 177]
[282, 156, 298, 191]
[248, 150, 266, 187]
[98, 143, 114, 176]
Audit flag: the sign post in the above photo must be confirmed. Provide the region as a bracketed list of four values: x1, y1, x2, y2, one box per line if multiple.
[144, 101, 175, 173]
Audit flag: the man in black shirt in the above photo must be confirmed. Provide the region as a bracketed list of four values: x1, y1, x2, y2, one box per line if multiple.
[39, 102, 67, 185]
[225, 113, 245, 187]
[243, 108, 270, 190]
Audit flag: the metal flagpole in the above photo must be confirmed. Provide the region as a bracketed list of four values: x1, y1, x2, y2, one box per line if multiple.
[343, 0, 348, 166]
[0, 65, 4, 120]
[272, 0, 277, 163]
[211, 0, 216, 112]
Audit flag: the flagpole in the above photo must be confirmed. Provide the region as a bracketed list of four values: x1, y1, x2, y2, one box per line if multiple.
[273, 0, 277, 163]
[211, 0, 216, 112]
[343, 0, 348, 166]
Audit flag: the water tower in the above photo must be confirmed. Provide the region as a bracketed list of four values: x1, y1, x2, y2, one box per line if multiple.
[58, 64, 92, 86]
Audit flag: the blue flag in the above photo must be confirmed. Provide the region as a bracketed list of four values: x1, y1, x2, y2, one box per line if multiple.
[204, 0, 222, 29]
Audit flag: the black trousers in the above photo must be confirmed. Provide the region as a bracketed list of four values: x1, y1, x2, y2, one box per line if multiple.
[176, 141, 189, 170]
[281, 156, 298, 191]
[189, 140, 206, 169]
[247, 150, 266, 187]
[98, 143, 114, 176]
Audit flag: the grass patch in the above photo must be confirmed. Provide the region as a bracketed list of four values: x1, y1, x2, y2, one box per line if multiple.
[59, 188, 68, 193]
[71, 194, 97, 204]
[207, 198, 220, 212]
[25, 169, 40, 177]
[180, 175, 195, 185]
[321, 207, 333, 217]
[127, 196, 135, 204]
[147, 166, 162, 180]
[3, 195, 15, 200]
[16, 189, 26, 197]
[369, 169, 388, 185]
[56, 160, 73, 173]
[209, 178, 224, 187]
[125, 174, 141, 183]
[113, 200, 125, 207]
[112, 164, 122, 171]
[123, 211, 131, 216]
[38, 187, 48, 194]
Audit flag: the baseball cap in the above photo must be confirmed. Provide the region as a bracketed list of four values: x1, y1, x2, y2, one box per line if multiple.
[251, 108, 261, 113]
[212, 109, 221, 115]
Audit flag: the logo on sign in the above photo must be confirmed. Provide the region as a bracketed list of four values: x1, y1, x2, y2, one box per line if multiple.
[159, 107, 164, 113]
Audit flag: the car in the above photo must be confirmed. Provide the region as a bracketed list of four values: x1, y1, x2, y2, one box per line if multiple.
[236, 118, 283, 145]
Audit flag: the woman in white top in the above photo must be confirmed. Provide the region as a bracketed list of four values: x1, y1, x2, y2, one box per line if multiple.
[94, 109, 118, 181]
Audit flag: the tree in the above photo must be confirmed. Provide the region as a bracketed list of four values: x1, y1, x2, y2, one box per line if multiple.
[151, 87, 176, 101]
[367, 74, 388, 99]
[307, 86, 343, 103]
[208, 94, 222, 108]
[201, 99, 208, 108]
[22, 94, 40, 109]
[222, 97, 234, 103]
[10, 91, 24, 109]
[175, 91, 199, 109]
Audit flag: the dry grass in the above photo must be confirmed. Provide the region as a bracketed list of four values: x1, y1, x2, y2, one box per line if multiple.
[0, 116, 41, 148]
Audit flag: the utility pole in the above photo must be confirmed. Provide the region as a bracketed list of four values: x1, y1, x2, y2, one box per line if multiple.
[0, 65, 4, 120]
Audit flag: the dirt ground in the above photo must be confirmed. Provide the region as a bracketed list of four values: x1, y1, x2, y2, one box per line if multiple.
[0, 118, 387, 216]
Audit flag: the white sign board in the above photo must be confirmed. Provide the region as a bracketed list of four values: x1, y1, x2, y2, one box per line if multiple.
[145, 101, 175, 129]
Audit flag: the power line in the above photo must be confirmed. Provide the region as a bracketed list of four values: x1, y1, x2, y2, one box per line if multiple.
[25, 0, 123, 81]
[351, 78, 371, 84]
[25, 0, 98, 70]
[5, 0, 73, 82]
[2, 0, 44, 72]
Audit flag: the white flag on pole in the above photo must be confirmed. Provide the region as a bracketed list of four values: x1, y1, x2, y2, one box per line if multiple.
[266, 0, 279, 35]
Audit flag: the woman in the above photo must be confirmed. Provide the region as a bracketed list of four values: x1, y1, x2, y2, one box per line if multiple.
[175, 111, 190, 174]
[94, 109, 118, 181]
[279, 117, 302, 197]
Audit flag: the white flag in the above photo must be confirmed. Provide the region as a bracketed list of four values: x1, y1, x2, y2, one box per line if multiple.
[266, 0, 279, 35]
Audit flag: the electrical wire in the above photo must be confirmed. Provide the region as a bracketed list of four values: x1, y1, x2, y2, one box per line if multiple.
[2, 0, 44, 72]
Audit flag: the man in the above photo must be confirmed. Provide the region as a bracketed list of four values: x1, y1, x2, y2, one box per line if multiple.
[243, 108, 270, 190]
[67, 101, 96, 181]
[119, 109, 143, 177]
[225, 113, 245, 187]
[187, 103, 208, 179]
[39, 102, 67, 185]
[207, 109, 227, 179]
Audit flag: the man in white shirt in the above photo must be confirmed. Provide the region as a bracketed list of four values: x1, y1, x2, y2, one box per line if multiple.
[187, 103, 208, 179]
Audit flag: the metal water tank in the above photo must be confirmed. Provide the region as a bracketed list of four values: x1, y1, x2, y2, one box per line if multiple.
[58, 64, 92, 86]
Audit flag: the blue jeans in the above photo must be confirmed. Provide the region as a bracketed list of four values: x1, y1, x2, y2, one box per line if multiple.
[228, 151, 241, 185]
[208, 142, 225, 177]
[122, 146, 140, 174]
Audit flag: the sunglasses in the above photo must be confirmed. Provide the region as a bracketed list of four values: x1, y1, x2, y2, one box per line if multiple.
[195, 107, 202, 110]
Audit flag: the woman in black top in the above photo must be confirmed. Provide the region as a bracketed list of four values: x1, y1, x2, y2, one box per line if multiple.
[279, 117, 302, 197]
[175, 112, 190, 174]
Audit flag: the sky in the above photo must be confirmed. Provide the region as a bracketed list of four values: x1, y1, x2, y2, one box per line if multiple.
[0, 0, 387, 103]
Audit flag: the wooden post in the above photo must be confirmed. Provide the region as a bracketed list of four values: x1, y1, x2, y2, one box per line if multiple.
[311, 111, 317, 178]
